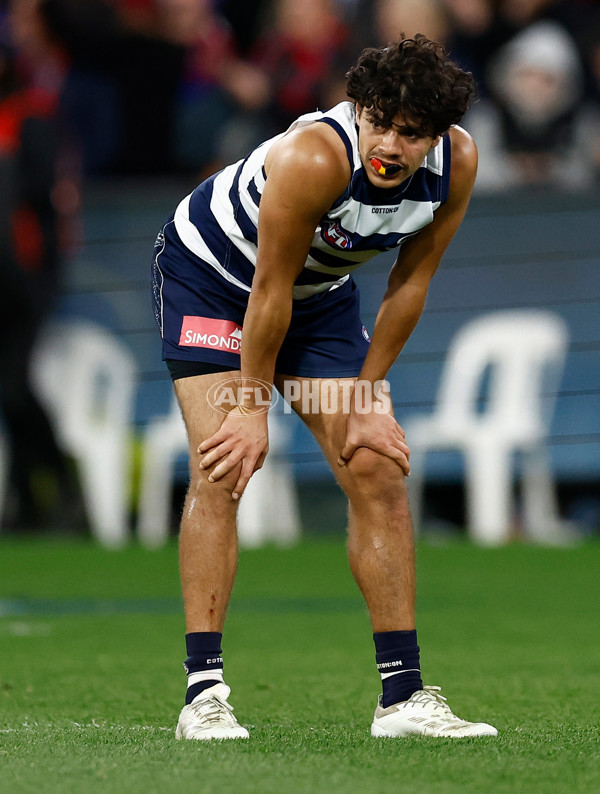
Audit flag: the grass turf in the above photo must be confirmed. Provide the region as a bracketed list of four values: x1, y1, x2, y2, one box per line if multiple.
[0, 535, 599, 794]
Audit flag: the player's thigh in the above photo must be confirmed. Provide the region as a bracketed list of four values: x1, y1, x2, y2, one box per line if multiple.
[275, 374, 351, 462]
[175, 370, 241, 454]
[275, 373, 404, 496]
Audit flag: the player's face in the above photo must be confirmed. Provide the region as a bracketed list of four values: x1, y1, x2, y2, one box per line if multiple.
[356, 105, 441, 187]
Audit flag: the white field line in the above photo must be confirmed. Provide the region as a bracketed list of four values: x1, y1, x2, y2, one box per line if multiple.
[0, 722, 172, 733]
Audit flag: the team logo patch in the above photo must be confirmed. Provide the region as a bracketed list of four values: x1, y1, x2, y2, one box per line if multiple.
[322, 221, 352, 250]
[179, 316, 242, 351]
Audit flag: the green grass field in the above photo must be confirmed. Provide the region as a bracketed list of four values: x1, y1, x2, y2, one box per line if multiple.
[1, 535, 598, 794]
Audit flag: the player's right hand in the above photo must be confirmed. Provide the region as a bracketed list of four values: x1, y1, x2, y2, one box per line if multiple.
[198, 407, 269, 500]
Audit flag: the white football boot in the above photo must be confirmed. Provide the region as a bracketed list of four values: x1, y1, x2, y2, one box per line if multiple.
[371, 686, 498, 738]
[175, 683, 249, 740]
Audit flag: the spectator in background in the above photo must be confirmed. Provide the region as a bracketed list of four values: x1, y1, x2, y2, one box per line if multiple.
[251, 0, 349, 136]
[0, 40, 83, 531]
[218, 0, 268, 57]
[40, 0, 187, 175]
[465, 20, 600, 192]
[442, 0, 498, 94]
[37, 0, 124, 174]
[18, 0, 600, 188]
[327, 0, 450, 105]
[40, 0, 269, 178]
[8, 0, 68, 97]
[476, 0, 600, 100]
[159, 0, 269, 177]
[374, 0, 449, 44]
[7, 0, 81, 239]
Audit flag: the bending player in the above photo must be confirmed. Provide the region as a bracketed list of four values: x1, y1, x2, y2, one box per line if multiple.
[152, 35, 498, 740]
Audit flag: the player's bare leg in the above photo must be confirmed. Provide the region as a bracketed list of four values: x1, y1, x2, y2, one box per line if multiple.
[173, 371, 249, 740]
[175, 372, 241, 633]
[277, 374, 497, 738]
[277, 375, 415, 630]
[344, 451, 416, 628]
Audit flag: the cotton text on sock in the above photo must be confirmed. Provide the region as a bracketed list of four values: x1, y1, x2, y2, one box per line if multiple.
[184, 631, 225, 705]
[374, 629, 423, 708]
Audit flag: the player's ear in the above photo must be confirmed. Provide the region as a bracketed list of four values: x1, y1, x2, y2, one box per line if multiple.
[430, 134, 443, 148]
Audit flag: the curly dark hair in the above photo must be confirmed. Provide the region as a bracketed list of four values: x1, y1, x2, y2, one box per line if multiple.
[346, 35, 475, 137]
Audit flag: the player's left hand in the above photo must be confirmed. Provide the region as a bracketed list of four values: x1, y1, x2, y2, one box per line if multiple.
[338, 400, 410, 475]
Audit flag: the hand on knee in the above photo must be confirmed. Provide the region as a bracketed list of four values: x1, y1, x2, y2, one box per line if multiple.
[190, 456, 243, 500]
[344, 448, 408, 501]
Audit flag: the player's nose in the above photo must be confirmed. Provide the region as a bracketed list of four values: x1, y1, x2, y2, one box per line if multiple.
[379, 128, 404, 156]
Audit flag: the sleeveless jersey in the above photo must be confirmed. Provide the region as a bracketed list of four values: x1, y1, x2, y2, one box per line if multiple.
[174, 101, 451, 300]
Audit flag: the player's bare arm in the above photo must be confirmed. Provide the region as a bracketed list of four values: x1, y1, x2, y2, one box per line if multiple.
[339, 126, 478, 469]
[198, 124, 351, 496]
[240, 123, 351, 387]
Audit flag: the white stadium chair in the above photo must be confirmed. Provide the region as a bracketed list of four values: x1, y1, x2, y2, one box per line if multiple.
[30, 319, 137, 548]
[137, 393, 301, 549]
[136, 393, 186, 549]
[405, 310, 569, 546]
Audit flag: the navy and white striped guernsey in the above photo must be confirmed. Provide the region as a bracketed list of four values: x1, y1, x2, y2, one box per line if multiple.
[174, 101, 452, 301]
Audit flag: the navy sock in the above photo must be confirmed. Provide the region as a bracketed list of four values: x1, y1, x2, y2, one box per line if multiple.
[184, 631, 224, 705]
[374, 630, 423, 708]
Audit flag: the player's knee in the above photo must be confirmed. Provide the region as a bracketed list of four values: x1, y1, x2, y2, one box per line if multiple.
[189, 456, 242, 499]
[344, 447, 407, 500]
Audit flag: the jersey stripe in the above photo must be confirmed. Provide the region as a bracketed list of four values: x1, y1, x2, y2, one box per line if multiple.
[317, 117, 355, 170]
[174, 194, 251, 293]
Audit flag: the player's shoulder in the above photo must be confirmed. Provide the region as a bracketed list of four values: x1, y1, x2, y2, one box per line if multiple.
[448, 125, 477, 175]
[265, 118, 352, 189]
[447, 125, 478, 196]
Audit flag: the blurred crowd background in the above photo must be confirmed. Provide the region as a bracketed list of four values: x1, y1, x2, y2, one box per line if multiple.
[1, 0, 600, 539]
[3, 0, 600, 185]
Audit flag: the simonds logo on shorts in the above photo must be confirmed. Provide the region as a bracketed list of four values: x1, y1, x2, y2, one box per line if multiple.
[179, 316, 242, 351]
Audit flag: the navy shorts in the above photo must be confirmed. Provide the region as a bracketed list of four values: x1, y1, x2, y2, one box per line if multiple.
[151, 215, 370, 378]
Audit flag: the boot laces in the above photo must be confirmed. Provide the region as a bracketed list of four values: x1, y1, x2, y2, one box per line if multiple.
[404, 686, 456, 717]
[189, 694, 237, 727]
